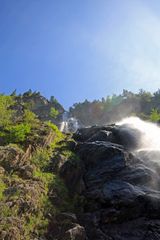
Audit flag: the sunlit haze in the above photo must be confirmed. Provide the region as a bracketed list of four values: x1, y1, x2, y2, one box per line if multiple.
[1, 0, 160, 108]
[117, 117, 160, 151]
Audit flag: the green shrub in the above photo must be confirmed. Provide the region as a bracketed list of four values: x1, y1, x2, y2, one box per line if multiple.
[46, 121, 60, 133]
[31, 148, 50, 170]
[33, 170, 53, 184]
[6, 123, 31, 143]
[0, 95, 15, 128]
[23, 109, 39, 127]
[50, 107, 59, 119]
[24, 212, 49, 237]
[52, 175, 75, 212]
[0, 179, 6, 200]
[150, 108, 160, 122]
[46, 121, 64, 147]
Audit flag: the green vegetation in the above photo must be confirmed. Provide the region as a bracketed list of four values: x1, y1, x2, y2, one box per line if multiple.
[3, 88, 160, 239]
[69, 89, 160, 125]
[0, 92, 76, 239]
[50, 96, 59, 104]
[0, 95, 26, 144]
[31, 148, 51, 170]
[6, 123, 31, 143]
[23, 109, 39, 127]
[47, 121, 64, 146]
[0, 94, 45, 145]
[150, 108, 160, 122]
[50, 106, 59, 119]
[0, 95, 15, 128]
[0, 126, 75, 239]
[0, 179, 6, 200]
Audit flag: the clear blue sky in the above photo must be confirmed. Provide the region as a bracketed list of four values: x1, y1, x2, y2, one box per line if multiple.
[1, 0, 160, 109]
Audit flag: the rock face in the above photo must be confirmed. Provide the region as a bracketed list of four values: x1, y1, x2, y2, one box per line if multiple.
[14, 91, 65, 125]
[72, 124, 160, 240]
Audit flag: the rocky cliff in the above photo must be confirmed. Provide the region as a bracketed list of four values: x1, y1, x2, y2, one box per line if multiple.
[13, 91, 64, 125]
[1, 91, 160, 239]
[60, 123, 160, 239]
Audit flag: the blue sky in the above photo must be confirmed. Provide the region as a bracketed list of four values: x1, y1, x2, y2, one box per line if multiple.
[1, 0, 160, 109]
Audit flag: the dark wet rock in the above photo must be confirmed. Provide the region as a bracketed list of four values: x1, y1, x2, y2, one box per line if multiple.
[114, 124, 142, 150]
[60, 159, 85, 194]
[66, 139, 77, 151]
[87, 130, 114, 143]
[70, 125, 160, 239]
[73, 124, 142, 151]
[76, 141, 134, 169]
[57, 212, 78, 223]
[73, 125, 115, 142]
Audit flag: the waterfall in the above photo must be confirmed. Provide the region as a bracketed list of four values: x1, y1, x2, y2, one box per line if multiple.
[117, 117, 160, 166]
[117, 117, 160, 151]
[60, 112, 79, 133]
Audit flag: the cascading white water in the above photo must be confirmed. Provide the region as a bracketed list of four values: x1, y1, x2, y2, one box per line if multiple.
[60, 112, 69, 132]
[60, 112, 79, 133]
[60, 121, 69, 132]
[117, 117, 160, 151]
[116, 117, 160, 190]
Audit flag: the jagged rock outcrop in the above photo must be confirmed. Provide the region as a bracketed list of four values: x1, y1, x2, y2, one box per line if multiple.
[69, 124, 160, 240]
[14, 91, 64, 125]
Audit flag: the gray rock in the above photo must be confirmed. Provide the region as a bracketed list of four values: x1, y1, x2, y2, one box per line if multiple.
[64, 224, 86, 240]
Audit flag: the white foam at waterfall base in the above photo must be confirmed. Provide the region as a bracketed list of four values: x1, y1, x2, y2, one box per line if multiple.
[117, 117, 160, 151]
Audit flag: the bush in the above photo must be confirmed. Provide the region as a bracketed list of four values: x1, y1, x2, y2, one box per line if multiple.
[0, 95, 15, 128]
[23, 109, 39, 127]
[6, 123, 31, 143]
[0, 179, 6, 200]
[50, 107, 59, 119]
[31, 148, 50, 170]
[46, 121, 64, 147]
[150, 108, 160, 122]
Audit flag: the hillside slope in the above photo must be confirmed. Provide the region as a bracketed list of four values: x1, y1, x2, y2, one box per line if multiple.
[0, 94, 85, 240]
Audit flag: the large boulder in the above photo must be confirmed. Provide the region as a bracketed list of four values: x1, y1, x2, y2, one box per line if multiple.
[71, 124, 160, 239]
[74, 124, 142, 151]
[73, 125, 115, 142]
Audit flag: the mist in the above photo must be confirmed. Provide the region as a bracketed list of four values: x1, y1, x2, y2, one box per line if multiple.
[118, 117, 160, 150]
[117, 117, 160, 167]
